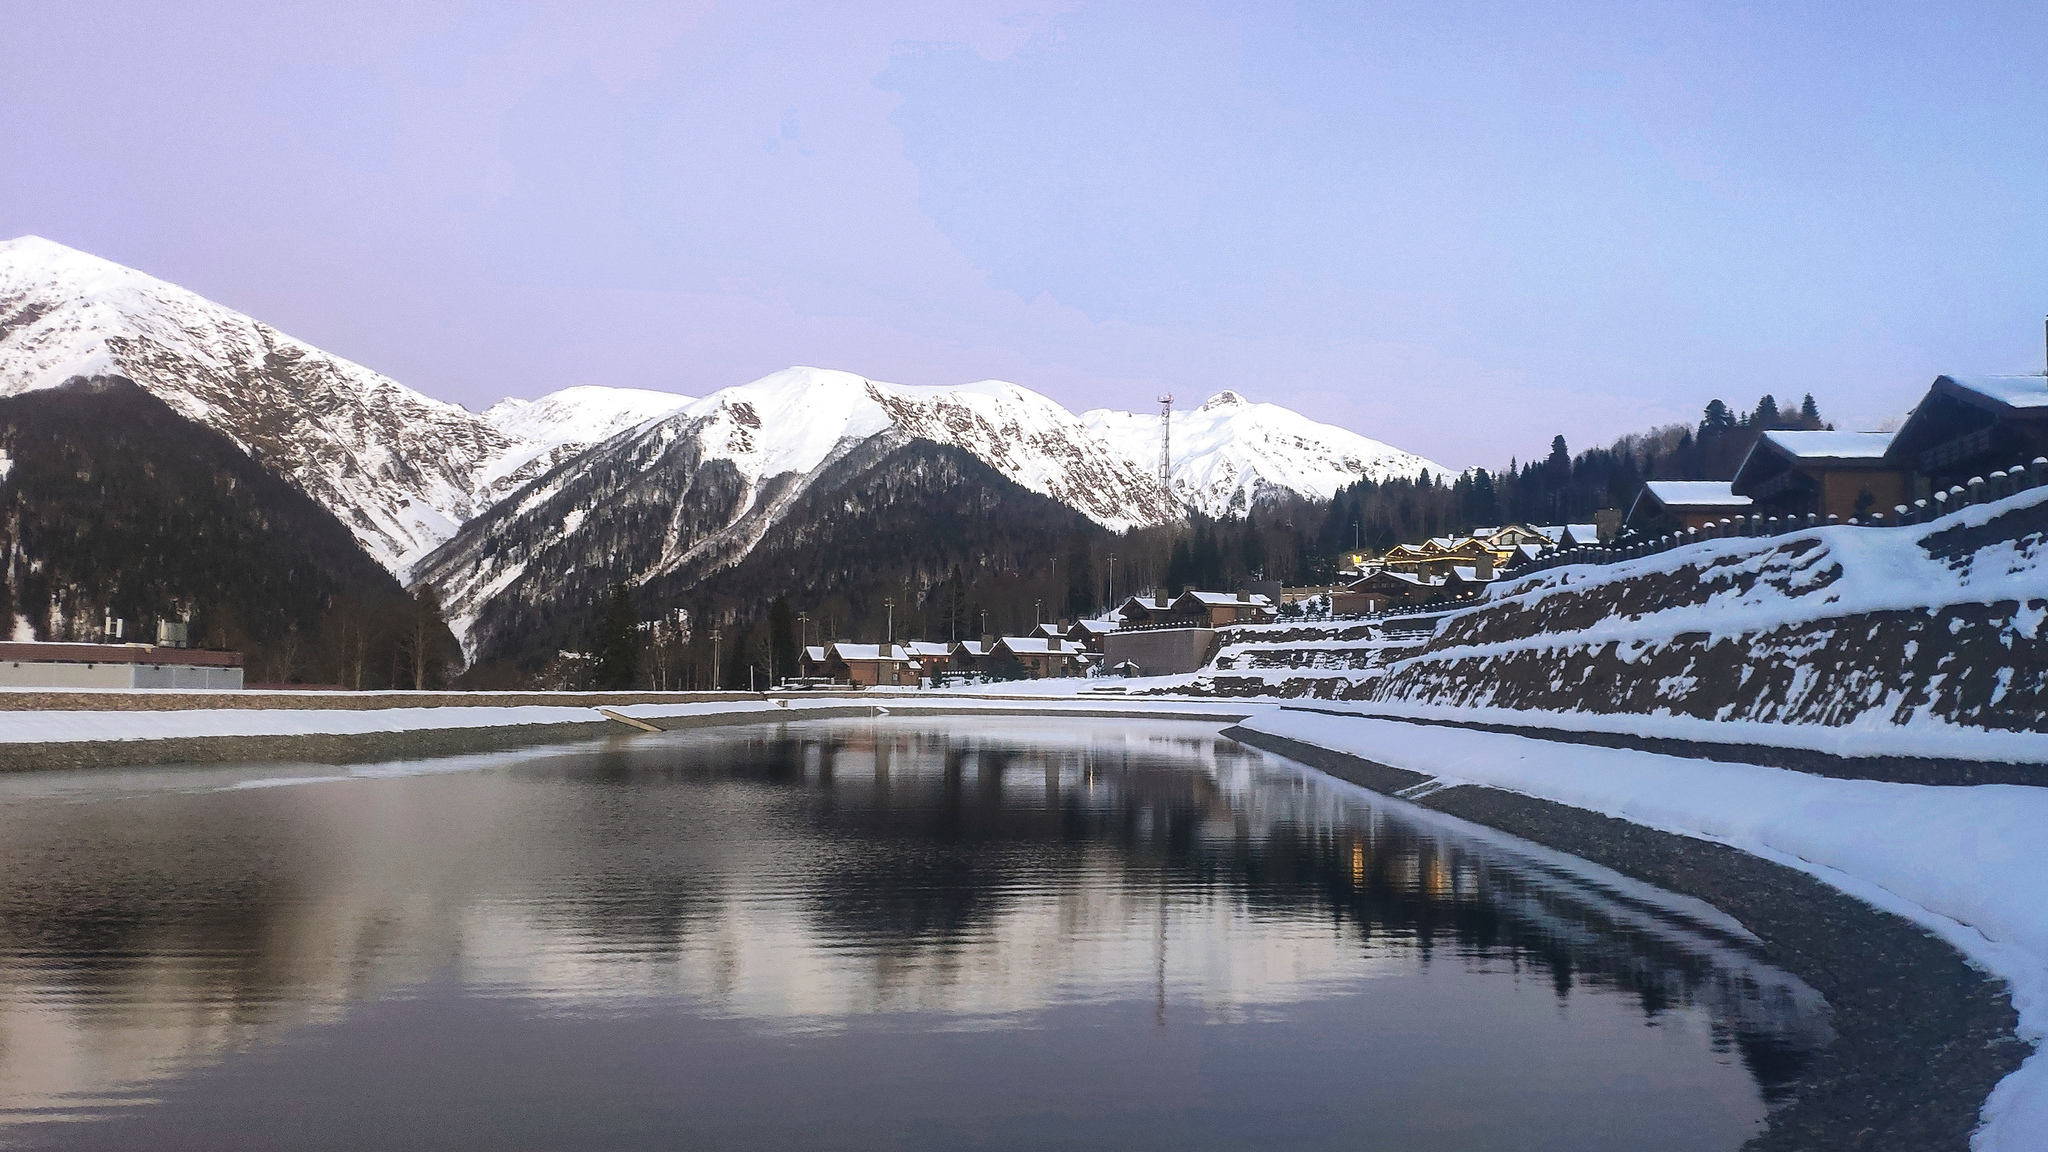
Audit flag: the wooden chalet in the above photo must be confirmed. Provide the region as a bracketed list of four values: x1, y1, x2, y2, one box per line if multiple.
[1625, 481, 1754, 533]
[1885, 374, 2048, 490]
[950, 639, 996, 674]
[991, 636, 1080, 678]
[1731, 430, 1904, 520]
[1113, 593, 1177, 628]
[1380, 537, 1494, 580]
[1331, 569, 1438, 615]
[823, 643, 918, 688]
[1064, 617, 1119, 655]
[1170, 590, 1278, 627]
[799, 645, 832, 680]
[904, 641, 954, 677]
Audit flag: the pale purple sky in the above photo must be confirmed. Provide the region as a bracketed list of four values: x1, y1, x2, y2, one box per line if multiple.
[4, 1, 2044, 466]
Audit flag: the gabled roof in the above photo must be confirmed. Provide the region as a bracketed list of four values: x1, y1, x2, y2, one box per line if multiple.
[1345, 569, 1437, 590]
[804, 646, 828, 662]
[953, 640, 994, 656]
[996, 636, 1070, 656]
[828, 643, 911, 662]
[1886, 374, 2048, 463]
[1176, 590, 1275, 607]
[1067, 617, 1119, 636]
[1936, 374, 2048, 412]
[905, 641, 953, 658]
[1533, 525, 1566, 543]
[1756, 429, 1896, 461]
[1732, 431, 1899, 494]
[1563, 524, 1599, 542]
[1640, 480, 1753, 509]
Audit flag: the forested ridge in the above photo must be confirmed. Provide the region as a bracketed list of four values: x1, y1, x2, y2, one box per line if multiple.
[0, 377, 458, 686]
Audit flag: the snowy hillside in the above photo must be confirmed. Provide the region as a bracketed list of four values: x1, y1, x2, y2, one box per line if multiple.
[1175, 481, 2048, 737]
[1085, 391, 1451, 516]
[0, 236, 515, 572]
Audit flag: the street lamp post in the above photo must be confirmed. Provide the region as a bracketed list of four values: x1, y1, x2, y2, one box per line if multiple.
[710, 628, 721, 691]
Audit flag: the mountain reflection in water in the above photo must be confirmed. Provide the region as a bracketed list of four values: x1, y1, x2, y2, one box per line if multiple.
[0, 718, 1830, 1151]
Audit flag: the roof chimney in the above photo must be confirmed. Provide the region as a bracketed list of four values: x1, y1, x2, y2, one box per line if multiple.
[1238, 588, 1249, 601]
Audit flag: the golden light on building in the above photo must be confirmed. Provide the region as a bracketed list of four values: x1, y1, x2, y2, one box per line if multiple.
[1350, 841, 1366, 887]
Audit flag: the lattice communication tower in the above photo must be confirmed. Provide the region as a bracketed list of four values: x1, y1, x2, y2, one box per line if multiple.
[1158, 393, 1174, 514]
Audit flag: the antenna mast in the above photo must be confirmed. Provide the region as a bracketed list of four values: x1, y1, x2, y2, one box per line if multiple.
[1158, 393, 1174, 515]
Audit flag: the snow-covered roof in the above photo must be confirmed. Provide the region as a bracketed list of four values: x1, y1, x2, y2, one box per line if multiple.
[905, 641, 953, 657]
[1347, 569, 1436, 589]
[1758, 430, 1896, 461]
[953, 640, 994, 656]
[997, 636, 1071, 656]
[1067, 617, 1119, 635]
[1642, 481, 1753, 508]
[1533, 525, 1566, 543]
[1940, 374, 2048, 411]
[828, 643, 910, 662]
[1177, 590, 1276, 607]
[803, 646, 827, 662]
[1565, 524, 1600, 541]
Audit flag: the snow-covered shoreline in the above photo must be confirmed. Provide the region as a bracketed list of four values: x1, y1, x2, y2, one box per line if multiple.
[0, 687, 2041, 1145]
[1234, 707, 2048, 1152]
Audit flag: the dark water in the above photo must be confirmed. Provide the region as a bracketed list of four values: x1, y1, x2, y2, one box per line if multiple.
[0, 718, 1830, 1151]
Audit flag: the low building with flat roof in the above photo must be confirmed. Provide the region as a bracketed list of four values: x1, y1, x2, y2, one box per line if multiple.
[0, 642, 243, 689]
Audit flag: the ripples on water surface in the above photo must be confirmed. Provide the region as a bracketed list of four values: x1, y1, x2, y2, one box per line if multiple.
[0, 718, 1830, 1150]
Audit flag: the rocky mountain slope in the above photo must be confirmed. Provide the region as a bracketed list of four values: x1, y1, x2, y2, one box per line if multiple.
[0, 236, 517, 573]
[455, 436, 1099, 671]
[0, 237, 704, 576]
[1085, 391, 1451, 516]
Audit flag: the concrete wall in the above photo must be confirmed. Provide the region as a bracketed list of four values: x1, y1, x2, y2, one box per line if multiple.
[1103, 628, 1218, 676]
[0, 662, 244, 689]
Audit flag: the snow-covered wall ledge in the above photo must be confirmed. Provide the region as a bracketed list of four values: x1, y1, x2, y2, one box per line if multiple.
[1232, 708, 2048, 1152]
[1360, 483, 2048, 735]
[1298, 700, 2048, 767]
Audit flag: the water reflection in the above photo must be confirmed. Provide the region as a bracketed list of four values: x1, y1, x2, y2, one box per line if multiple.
[0, 719, 1830, 1150]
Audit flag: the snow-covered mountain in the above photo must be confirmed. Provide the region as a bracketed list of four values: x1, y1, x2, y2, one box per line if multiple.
[417, 367, 1184, 655]
[1085, 390, 1450, 516]
[0, 237, 1455, 661]
[0, 236, 700, 575]
[0, 235, 515, 572]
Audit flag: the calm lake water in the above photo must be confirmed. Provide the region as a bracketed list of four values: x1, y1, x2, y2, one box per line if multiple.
[0, 718, 1830, 1151]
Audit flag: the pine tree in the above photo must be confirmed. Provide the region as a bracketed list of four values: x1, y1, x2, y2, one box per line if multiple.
[767, 596, 797, 686]
[1752, 395, 1781, 427]
[1800, 393, 1821, 425]
[593, 582, 640, 690]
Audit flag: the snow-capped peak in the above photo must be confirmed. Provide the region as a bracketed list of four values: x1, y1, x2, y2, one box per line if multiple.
[1082, 392, 1450, 517]
[0, 234, 512, 573]
[475, 384, 694, 500]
